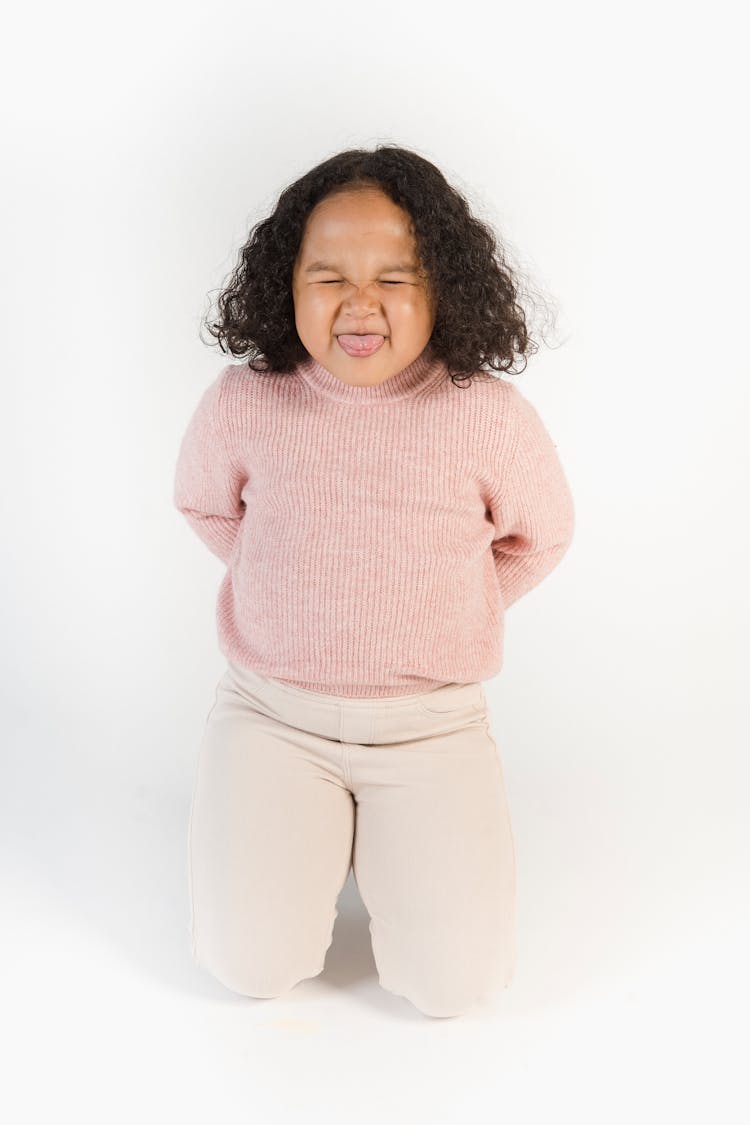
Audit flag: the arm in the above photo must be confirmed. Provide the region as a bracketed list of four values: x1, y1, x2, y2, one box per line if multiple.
[173, 366, 248, 564]
[488, 383, 575, 609]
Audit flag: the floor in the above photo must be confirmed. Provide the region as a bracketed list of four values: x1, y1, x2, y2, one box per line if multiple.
[3, 691, 745, 1125]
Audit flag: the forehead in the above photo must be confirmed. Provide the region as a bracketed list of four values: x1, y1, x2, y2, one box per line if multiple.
[299, 190, 417, 259]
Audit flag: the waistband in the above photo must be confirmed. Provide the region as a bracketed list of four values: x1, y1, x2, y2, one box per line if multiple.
[223, 659, 487, 745]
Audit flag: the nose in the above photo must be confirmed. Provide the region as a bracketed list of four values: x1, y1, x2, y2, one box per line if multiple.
[342, 289, 381, 314]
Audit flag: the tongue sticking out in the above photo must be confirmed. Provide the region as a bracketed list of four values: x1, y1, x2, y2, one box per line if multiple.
[337, 334, 385, 356]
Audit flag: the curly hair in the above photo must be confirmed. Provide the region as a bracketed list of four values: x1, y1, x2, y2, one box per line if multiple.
[201, 144, 559, 386]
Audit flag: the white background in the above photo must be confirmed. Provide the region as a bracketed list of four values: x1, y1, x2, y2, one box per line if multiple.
[1, 1, 747, 1122]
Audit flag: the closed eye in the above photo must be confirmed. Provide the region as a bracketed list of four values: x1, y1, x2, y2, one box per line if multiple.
[317, 280, 404, 285]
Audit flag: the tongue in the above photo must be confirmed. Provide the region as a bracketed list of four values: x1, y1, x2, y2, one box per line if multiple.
[338, 334, 384, 350]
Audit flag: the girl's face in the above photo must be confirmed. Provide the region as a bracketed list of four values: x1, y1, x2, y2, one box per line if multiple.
[292, 188, 436, 386]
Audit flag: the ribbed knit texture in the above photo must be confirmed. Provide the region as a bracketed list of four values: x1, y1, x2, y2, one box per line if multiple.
[173, 346, 575, 697]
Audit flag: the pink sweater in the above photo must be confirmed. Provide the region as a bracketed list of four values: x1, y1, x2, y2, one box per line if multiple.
[173, 347, 575, 697]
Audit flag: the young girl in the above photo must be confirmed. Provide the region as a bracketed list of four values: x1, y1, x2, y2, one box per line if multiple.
[173, 145, 575, 1019]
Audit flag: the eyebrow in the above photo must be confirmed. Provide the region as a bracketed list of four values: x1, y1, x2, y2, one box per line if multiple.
[303, 260, 419, 274]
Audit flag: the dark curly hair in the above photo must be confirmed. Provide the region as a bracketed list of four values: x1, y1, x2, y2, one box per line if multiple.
[201, 144, 560, 386]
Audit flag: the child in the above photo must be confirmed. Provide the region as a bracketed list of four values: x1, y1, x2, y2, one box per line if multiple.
[173, 145, 575, 1018]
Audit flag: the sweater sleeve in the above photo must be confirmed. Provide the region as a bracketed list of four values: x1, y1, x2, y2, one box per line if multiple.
[173, 366, 248, 564]
[488, 383, 575, 609]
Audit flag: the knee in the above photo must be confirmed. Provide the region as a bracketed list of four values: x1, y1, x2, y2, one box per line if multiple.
[378, 949, 516, 1018]
[193, 946, 324, 999]
[380, 976, 484, 1018]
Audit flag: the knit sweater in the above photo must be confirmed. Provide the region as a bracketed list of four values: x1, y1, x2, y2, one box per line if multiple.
[173, 346, 575, 697]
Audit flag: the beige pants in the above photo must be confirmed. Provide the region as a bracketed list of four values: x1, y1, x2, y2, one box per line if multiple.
[187, 660, 518, 1018]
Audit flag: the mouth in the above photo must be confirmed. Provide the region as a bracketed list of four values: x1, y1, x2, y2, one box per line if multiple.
[336, 333, 386, 358]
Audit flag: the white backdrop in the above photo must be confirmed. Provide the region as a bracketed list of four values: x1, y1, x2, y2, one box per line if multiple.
[1, 0, 747, 1122]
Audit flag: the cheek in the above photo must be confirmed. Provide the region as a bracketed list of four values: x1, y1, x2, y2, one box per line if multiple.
[393, 292, 433, 323]
[297, 291, 335, 322]
[387, 289, 417, 309]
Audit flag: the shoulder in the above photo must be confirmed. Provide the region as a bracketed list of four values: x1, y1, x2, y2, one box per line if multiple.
[220, 360, 296, 401]
[216, 361, 275, 415]
[475, 373, 556, 440]
[474, 371, 530, 410]
[462, 370, 528, 433]
[456, 372, 550, 467]
[218, 361, 254, 397]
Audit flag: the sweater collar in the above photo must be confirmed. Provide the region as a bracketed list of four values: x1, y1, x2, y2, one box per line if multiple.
[294, 345, 445, 403]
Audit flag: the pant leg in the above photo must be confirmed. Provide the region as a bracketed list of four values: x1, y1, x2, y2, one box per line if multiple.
[349, 697, 518, 1018]
[188, 668, 355, 998]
